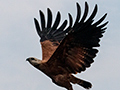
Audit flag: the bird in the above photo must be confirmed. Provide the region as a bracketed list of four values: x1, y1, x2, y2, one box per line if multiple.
[26, 2, 108, 90]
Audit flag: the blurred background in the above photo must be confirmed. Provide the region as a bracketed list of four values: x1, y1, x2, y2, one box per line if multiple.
[0, 0, 120, 90]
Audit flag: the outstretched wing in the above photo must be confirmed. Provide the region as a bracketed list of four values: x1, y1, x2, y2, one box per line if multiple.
[47, 2, 108, 74]
[34, 8, 72, 61]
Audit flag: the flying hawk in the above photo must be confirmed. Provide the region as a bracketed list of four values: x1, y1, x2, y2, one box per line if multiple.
[26, 2, 108, 90]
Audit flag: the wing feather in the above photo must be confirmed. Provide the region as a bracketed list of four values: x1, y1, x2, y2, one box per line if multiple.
[86, 4, 98, 22]
[51, 12, 61, 31]
[34, 18, 42, 37]
[47, 8, 52, 28]
[73, 2, 81, 28]
[47, 2, 108, 74]
[93, 13, 107, 26]
[79, 2, 89, 23]
[39, 10, 46, 30]
[34, 9, 70, 61]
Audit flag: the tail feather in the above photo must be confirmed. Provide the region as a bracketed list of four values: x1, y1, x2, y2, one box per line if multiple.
[69, 75, 92, 89]
[78, 80, 92, 89]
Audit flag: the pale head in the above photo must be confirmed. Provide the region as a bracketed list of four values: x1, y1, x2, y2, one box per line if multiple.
[26, 57, 41, 66]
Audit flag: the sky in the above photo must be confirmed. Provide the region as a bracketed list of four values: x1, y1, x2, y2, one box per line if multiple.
[0, 0, 120, 90]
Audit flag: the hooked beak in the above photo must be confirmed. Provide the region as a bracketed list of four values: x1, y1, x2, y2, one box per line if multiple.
[26, 58, 29, 61]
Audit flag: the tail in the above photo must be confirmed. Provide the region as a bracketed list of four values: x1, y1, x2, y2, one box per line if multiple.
[69, 75, 92, 89]
[78, 79, 92, 89]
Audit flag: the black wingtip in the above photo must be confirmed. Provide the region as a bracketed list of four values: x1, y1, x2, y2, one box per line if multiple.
[47, 8, 52, 28]
[90, 3, 98, 19]
[34, 18, 37, 21]
[39, 10, 46, 29]
[94, 4, 98, 15]
[34, 18, 38, 25]
[85, 1, 88, 7]
[57, 11, 61, 17]
[39, 10, 44, 16]
[79, 1, 89, 23]
[39, 10, 42, 13]
[105, 21, 109, 25]
[76, 2, 79, 7]
[68, 13, 73, 27]
[102, 13, 108, 23]
[47, 8, 50, 12]
[34, 18, 42, 37]
[98, 21, 109, 29]
[104, 13, 108, 17]
[73, 2, 81, 28]
[52, 11, 61, 30]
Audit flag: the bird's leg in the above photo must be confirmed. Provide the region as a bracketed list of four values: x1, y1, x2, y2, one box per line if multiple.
[52, 74, 73, 90]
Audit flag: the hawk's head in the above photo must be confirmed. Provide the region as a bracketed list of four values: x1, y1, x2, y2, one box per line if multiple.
[26, 57, 41, 67]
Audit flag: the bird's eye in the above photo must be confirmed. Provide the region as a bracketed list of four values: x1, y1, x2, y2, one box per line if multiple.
[31, 58, 34, 60]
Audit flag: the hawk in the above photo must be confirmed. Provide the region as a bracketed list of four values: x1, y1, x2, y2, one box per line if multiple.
[26, 2, 108, 90]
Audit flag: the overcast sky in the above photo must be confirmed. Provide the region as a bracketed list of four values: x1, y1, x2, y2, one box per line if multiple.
[0, 0, 120, 90]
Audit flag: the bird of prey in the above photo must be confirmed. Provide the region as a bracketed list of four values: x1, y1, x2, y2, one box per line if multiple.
[26, 2, 108, 90]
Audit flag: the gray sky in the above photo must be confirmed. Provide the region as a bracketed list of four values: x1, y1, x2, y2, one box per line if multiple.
[0, 0, 120, 90]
